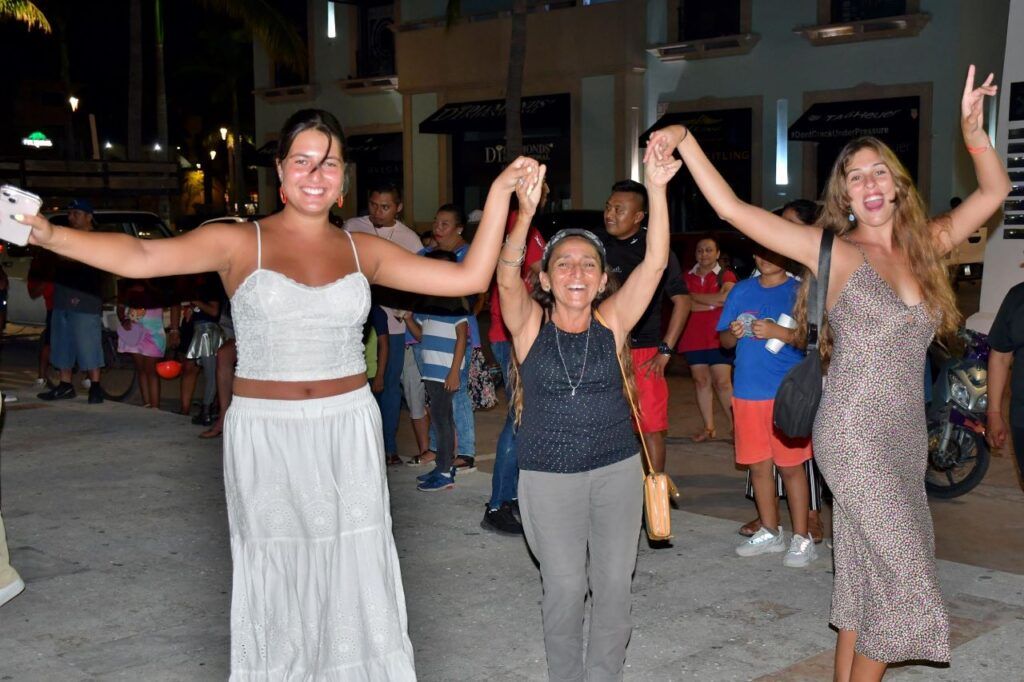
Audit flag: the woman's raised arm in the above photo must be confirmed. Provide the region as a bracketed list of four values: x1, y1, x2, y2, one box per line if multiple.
[365, 157, 540, 296]
[599, 149, 679, 338]
[933, 65, 1011, 254]
[497, 165, 547, 342]
[645, 126, 824, 275]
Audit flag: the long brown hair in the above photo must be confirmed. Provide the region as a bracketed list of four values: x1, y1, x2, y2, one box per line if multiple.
[793, 137, 959, 362]
[506, 267, 636, 426]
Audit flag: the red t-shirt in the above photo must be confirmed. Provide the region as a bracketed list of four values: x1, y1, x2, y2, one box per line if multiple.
[488, 211, 546, 343]
[677, 265, 737, 352]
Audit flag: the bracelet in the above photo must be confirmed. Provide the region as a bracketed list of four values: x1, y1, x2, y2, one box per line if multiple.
[498, 255, 525, 267]
[966, 144, 990, 155]
[503, 238, 526, 253]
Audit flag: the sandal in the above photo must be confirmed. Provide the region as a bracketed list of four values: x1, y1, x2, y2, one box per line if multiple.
[453, 456, 476, 472]
[386, 454, 404, 466]
[198, 426, 222, 439]
[407, 451, 436, 467]
[738, 518, 762, 537]
[691, 426, 716, 443]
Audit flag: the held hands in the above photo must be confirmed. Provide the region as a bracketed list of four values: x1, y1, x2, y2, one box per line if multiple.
[644, 146, 683, 190]
[961, 64, 997, 143]
[515, 163, 548, 219]
[494, 156, 541, 194]
[642, 125, 688, 165]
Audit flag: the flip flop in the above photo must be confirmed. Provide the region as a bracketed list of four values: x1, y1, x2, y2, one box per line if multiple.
[407, 451, 436, 466]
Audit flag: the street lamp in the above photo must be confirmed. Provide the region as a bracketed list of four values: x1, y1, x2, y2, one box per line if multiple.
[219, 127, 228, 141]
[209, 150, 217, 160]
[68, 96, 79, 112]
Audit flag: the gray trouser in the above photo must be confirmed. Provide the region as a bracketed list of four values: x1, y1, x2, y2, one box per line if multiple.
[519, 454, 643, 682]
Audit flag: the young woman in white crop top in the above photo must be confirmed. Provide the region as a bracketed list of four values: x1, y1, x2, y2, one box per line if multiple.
[20, 109, 543, 680]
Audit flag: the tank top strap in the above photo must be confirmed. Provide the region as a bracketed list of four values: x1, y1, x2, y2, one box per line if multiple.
[344, 229, 362, 274]
[253, 220, 262, 269]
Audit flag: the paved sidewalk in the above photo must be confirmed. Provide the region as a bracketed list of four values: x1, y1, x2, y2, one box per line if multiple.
[0, 394, 1022, 680]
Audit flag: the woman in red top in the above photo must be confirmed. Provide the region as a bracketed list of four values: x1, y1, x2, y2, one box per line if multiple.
[678, 236, 737, 441]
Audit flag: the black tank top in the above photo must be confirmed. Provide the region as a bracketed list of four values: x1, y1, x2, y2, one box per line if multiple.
[517, 318, 638, 473]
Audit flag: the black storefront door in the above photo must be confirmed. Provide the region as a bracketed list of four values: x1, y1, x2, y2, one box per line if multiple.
[347, 133, 404, 216]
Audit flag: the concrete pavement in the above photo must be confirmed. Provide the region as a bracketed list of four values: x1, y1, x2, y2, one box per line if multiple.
[0, 348, 1021, 679]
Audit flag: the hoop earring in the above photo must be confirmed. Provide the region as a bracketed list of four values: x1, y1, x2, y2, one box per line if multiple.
[337, 195, 344, 208]
[279, 188, 287, 205]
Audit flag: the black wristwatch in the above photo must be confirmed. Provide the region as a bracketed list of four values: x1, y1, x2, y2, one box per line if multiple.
[657, 342, 673, 356]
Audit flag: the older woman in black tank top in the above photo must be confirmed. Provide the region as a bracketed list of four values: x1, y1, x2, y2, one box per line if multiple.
[497, 150, 681, 681]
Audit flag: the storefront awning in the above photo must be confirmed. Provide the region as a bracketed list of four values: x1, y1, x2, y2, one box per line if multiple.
[418, 93, 569, 134]
[788, 97, 919, 142]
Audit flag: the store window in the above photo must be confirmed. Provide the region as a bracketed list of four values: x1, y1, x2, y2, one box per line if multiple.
[679, 0, 741, 40]
[346, 133, 403, 215]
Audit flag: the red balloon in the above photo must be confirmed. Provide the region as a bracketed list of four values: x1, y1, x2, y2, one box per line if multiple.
[156, 360, 182, 380]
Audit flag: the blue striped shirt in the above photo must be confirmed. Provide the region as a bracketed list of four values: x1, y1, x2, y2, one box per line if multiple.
[415, 313, 468, 382]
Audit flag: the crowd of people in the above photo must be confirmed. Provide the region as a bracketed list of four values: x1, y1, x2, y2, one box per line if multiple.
[0, 64, 1018, 682]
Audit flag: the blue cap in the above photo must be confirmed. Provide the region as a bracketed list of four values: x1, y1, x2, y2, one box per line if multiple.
[66, 198, 94, 213]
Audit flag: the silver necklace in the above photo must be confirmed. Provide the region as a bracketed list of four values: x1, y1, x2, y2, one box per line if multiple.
[553, 320, 591, 397]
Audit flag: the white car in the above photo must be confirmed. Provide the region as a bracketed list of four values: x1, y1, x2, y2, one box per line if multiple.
[1, 210, 175, 327]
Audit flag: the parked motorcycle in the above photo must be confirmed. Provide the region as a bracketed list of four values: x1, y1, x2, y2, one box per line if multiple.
[925, 328, 990, 498]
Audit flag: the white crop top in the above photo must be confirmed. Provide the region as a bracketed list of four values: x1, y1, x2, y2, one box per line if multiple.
[231, 221, 370, 382]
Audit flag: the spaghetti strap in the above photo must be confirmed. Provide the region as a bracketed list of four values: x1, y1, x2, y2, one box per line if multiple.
[344, 230, 361, 273]
[253, 220, 262, 269]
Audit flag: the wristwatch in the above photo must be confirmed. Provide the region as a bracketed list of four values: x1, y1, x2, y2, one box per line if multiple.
[657, 342, 673, 356]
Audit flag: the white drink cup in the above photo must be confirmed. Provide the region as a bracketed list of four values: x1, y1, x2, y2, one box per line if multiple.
[765, 313, 797, 354]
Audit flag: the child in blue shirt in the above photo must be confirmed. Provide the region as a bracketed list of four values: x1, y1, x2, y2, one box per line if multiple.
[717, 247, 816, 567]
[403, 250, 469, 492]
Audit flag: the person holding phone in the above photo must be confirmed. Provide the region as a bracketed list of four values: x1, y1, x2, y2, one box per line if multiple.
[18, 109, 540, 679]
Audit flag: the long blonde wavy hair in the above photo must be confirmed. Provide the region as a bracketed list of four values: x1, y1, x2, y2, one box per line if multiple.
[506, 262, 636, 426]
[793, 137, 960, 363]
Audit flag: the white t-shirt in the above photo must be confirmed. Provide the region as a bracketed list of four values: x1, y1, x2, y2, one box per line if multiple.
[343, 216, 424, 334]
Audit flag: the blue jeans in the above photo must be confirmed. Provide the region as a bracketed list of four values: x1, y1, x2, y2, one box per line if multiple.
[376, 334, 406, 456]
[414, 345, 476, 457]
[489, 341, 519, 509]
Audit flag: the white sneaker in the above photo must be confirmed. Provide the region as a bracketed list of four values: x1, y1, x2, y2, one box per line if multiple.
[0, 577, 25, 608]
[784, 533, 818, 567]
[736, 526, 786, 557]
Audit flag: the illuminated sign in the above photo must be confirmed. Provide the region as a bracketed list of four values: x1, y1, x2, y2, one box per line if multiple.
[21, 131, 53, 148]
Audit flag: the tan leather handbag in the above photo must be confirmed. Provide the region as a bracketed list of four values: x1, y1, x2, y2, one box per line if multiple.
[594, 310, 679, 541]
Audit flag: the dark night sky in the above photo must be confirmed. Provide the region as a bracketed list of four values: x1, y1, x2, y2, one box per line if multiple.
[0, 0, 261, 155]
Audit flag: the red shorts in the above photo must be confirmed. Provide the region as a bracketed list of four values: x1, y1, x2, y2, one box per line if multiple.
[732, 397, 812, 467]
[631, 347, 669, 433]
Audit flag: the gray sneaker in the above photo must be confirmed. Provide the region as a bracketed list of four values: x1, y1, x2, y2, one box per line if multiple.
[736, 526, 786, 557]
[783, 533, 818, 567]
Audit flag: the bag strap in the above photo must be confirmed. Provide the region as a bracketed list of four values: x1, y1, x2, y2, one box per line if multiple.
[592, 307, 656, 478]
[806, 231, 835, 351]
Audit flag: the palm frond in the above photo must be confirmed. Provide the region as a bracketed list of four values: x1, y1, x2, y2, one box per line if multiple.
[193, 0, 306, 72]
[0, 0, 52, 32]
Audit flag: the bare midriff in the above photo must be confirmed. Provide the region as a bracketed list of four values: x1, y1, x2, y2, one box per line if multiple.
[233, 373, 368, 400]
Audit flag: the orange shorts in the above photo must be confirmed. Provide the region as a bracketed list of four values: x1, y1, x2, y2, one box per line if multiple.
[732, 397, 812, 467]
[631, 347, 669, 433]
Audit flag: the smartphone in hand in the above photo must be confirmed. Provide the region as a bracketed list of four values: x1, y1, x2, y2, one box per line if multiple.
[0, 185, 42, 246]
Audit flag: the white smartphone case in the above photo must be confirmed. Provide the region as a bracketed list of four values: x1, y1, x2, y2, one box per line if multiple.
[0, 185, 42, 246]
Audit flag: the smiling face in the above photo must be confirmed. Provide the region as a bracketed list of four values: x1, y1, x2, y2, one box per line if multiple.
[695, 238, 719, 270]
[603, 191, 644, 239]
[277, 129, 345, 215]
[432, 209, 462, 248]
[843, 146, 897, 228]
[538, 237, 608, 311]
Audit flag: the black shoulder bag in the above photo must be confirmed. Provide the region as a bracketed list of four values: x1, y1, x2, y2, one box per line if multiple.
[772, 230, 834, 439]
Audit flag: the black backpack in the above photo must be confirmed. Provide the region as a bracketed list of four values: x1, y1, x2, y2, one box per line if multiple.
[772, 231, 834, 439]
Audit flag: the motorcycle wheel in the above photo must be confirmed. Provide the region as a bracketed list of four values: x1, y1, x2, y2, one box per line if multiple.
[925, 423, 990, 499]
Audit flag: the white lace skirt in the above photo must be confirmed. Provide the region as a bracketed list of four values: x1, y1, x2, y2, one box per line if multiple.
[224, 386, 416, 680]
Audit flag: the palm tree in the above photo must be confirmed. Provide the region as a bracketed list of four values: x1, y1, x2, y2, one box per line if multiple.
[0, 0, 51, 32]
